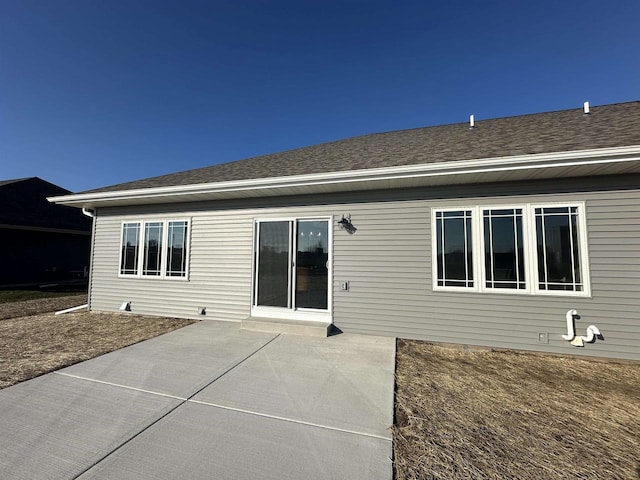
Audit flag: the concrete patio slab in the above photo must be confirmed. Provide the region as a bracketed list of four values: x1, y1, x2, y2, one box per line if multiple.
[59, 321, 278, 398]
[78, 401, 392, 480]
[192, 332, 396, 438]
[0, 321, 395, 479]
[0, 373, 181, 480]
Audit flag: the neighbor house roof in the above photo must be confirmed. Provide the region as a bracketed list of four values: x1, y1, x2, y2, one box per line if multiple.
[0, 177, 92, 232]
[51, 101, 640, 209]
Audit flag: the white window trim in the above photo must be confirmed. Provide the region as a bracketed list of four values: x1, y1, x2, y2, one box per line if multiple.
[431, 203, 591, 297]
[118, 218, 191, 281]
[119, 221, 142, 277]
[479, 205, 532, 295]
[529, 202, 590, 297]
[431, 207, 479, 293]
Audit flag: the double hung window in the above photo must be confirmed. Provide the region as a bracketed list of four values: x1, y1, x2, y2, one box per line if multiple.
[120, 219, 190, 279]
[432, 204, 589, 296]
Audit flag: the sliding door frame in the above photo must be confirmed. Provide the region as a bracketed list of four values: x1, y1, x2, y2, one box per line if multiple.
[251, 216, 333, 322]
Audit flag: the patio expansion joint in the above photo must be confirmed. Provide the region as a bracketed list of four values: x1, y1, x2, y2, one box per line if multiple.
[188, 399, 393, 442]
[69, 333, 282, 480]
[53, 373, 188, 401]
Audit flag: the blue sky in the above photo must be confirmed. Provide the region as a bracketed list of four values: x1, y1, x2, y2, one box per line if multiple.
[1, 1, 639, 192]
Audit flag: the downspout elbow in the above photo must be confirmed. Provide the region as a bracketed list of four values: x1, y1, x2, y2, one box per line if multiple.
[82, 208, 95, 218]
[581, 325, 601, 343]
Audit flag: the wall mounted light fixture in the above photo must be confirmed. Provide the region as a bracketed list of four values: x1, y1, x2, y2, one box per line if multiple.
[337, 214, 357, 234]
[337, 214, 351, 226]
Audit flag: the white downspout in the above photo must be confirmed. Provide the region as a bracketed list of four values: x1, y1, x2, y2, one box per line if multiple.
[562, 309, 577, 341]
[82, 208, 95, 218]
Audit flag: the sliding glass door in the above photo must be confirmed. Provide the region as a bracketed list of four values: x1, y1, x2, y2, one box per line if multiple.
[253, 218, 330, 320]
[295, 220, 329, 310]
[256, 221, 290, 308]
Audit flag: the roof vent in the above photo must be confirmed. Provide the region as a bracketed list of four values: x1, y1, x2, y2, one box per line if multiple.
[469, 114, 475, 129]
[583, 101, 590, 114]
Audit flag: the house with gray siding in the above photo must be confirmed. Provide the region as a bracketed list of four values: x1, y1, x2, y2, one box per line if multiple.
[51, 101, 640, 360]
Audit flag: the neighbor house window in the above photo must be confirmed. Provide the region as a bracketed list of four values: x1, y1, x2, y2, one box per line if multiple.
[432, 204, 589, 296]
[434, 210, 474, 288]
[534, 206, 584, 292]
[119, 219, 190, 279]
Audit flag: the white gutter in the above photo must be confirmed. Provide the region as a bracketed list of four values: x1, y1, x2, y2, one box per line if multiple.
[49, 145, 640, 207]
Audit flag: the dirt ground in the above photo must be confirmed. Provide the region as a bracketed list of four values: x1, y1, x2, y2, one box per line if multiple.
[394, 339, 640, 480]
[0, 297, 196, 389]
[0, 294, 88, 320]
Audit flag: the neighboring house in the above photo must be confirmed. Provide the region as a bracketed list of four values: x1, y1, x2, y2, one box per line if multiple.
[0, 177, 92, 287]
[51, 101, 640, 360]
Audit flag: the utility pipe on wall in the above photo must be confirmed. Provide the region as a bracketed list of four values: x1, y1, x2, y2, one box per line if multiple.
[562, 309, 601, 347]
[562, 309, 578, 341]
[581, 325, 601, 343]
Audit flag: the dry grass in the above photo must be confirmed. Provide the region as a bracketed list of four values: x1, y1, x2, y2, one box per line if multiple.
[0, 299, 196, 389]
[0, 288, 86, 304]
[394, 339, 640, 480]
[0, 294, 88, 320]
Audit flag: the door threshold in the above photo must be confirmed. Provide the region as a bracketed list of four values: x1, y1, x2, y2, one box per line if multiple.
[241, 316, 331, 337]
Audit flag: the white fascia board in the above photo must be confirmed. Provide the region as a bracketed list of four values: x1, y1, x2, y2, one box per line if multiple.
[49, 145, 640, 207]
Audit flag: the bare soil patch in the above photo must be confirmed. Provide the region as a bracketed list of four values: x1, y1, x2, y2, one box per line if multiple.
[0, 309, 195, 389]
[394, 339, 640, 480]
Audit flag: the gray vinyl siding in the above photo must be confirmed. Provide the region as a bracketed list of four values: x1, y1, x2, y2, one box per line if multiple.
[90, 204, 336, 323]
[89, 176, 640, 360]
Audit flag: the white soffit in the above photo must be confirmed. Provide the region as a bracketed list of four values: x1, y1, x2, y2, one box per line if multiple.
[49, 145, 640, 208]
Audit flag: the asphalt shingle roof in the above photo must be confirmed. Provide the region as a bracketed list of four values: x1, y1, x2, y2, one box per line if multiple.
[86, 101, 640, 194]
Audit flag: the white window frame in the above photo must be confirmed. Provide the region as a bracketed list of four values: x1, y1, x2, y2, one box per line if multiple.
[431, 203, 590, 297]
[479, 205, 532, 295]
[530, 202, 590, 297]
[165, 220, 191, 278]
[431, 207, 478, 292]
[250, 216, 333, 322]
[118, 218, 191, 280]
[119, 221, 142, 276]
